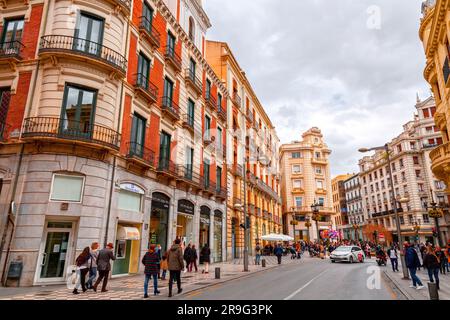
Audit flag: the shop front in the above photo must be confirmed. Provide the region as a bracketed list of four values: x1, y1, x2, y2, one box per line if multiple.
[199, 206, 211, 248]
[213, 210, 223, 263]
[177, 199, 195, 246]
[112, 225, 141, 276]
[149, 192, 170, 251]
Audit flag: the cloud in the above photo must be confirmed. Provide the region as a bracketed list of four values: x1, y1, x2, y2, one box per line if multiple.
[204, 0, 429, 176]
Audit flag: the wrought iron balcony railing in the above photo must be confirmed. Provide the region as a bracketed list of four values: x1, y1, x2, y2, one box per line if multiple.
[139, 16, 161, 48]
[232, 92, 241, 107]
[185, 68, 202, 94]
[133, 73, 158, 103]
[157, 158, 177, 176]
[164, 46, 182, 72]
[126, 141, 155, 167]
[0, 40, 24, 60]
[205, 94, 216, 111]
[161, 96, 180, 121]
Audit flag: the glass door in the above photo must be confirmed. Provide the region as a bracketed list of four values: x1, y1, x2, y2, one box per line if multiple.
[137, 53, 150, 89]
[143, 2, 154, 31]
[187, 99, 195, 126]
[1, 18, 24, 54]
[130, 113, 146, 157]
[167, 31, 175, 56]
[159, 131, 171, 170]
[163, 77, 174, 107]
[60, 84, 97, 139]
[185, 147, 193, 179]
[74, 13, 104, 56]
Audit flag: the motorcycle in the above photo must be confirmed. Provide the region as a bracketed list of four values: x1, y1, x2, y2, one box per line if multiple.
[376, 254, 387, 266]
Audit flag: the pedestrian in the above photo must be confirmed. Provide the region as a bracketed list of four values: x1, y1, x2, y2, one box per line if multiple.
[200, 243, 211, 274]
[423, 246, 441, 290]
[86, 242, 99, 289]
[189, 245, 198, 272]
[73, 246, 91, 294]
[92, 242, 116, 293]
[446, 241, 450, 272]
[404, 242, 424, 290]
[387, 245, 399, 272]
[255, 243, 262, 265]
[156, 244, 162, 279]
[142, 244, 161, 298]
[167, 238, 184, 297]
[160, 253, 168, 280]
[435, 246, 446, 275]
[290, 245, 296, 259]
[274, 244, 283, 264]
[184, 243, 192, 272]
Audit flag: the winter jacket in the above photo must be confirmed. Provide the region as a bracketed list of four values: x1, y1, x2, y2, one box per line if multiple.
[190, 248, 198, 262]
[200, 247, 211, 263]
[423, 253, 440, 269]
[405, 247, 421, 269]
[274, 247, 283, 257]
[96, 248, 116, 271]
[142, 251, 160, 275]
[168, 244, 184, 271]
[76, 252, 90, 269]
[183, 247, 192, 261]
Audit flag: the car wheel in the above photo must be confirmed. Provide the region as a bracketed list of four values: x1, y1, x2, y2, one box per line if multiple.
[331, 260, 335, 263]
[349, 256, 354, 264]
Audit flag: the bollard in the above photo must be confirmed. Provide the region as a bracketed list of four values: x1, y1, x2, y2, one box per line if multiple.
[428, 282, 439, 300]
[262, 259, 266, 268]
[215, 267, 220, 279]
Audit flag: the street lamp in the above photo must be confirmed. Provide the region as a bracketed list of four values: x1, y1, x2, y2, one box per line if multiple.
[412, 220, 420, 245]
[305, 217, 312, 243]
[311, 201, 322, 242]
[359, 144, 409, 280]
[425, 189, 445, 247]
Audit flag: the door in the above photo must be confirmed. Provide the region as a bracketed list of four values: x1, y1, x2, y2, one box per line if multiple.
[1, 18, 24, 54]
[203, 160, 210, 188]
[137, 53, 151, 89]
[163, 77, 174, 107]
[74, 13, 104, 56]
[143, 2, 154, 31]
[185, 146, 193, 179]
[231, 219, 237, 259]
[167, 31, 175, 56]
[130, 113, 146, 157]
[189, 58, 196, 80]
[187, 99, 195, 126]
[36, 222, 73, 283]
[60, 84, 97, 139]
[159, 131, 171, 169]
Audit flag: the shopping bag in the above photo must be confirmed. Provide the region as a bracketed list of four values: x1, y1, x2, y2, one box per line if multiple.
[66, 265, 79, 290]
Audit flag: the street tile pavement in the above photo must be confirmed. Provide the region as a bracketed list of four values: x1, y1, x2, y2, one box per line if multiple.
[0, 257, 301, 300]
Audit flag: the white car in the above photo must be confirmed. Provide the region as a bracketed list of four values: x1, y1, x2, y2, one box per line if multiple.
[330, 246, 365, 263]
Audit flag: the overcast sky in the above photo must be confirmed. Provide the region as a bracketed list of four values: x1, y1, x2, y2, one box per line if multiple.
[204, 0, 429, 177]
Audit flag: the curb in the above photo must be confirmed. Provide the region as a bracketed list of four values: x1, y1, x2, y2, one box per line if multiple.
[382, 270, 414, 300]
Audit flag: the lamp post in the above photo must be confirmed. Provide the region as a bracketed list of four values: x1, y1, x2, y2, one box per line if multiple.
[359, 144, 409, 280]
[305, 217, 312, 243]
[412, 221, 420, 245]
[426, 189, 444, 247]
[311, 201, 322, 242]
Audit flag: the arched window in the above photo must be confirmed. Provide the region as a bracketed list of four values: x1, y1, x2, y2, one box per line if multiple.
[188, 16, 195, 41]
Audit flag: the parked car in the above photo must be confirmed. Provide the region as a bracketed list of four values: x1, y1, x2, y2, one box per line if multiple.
[330, 246, 365, 263]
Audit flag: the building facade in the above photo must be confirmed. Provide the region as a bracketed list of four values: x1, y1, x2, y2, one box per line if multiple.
[280, 128, 334, 242]
[331, 174, 353, 239]
[344, 174, 364, 240]
[205, 41, 282, 259]
[358, 96, 449, 244]
[0, 0, 230, 286]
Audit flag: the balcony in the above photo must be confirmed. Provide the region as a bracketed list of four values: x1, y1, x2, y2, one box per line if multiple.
[371, 207, 404, 218]
[230, 164, 243, 177]
[263, 210, 269, 220]
[430, 142, 450, 182]
[443, 56, 450, 86]
[203, 135, 215, 149]
[201, 177, 216, 195]
[133, 73, 158, 103]
[185, 69, 202, 96]
[157, 158, 178, 178]
[160, 96, 180, 122]
[22, 117, 120, 150]
[215, 186, 227, 200]
[256, 178, 281, 202]
[233, 197, 242, 207]
[232, 92, 241, 108]
[205, 95, 216, 112]
[176, 165, 202, 190]
[255, 207, 262, 217]
[246, 171, 257, 185]
[164, 46, 182, 73]
[139, 16, 161, 48]
[182, 114, 200, 136]
[311, 157, 327, 164]
[0, 41, 24, 62]
[292, 187, 305, 194]
[39, 35, 127, 77]
[245, 109, 254, 123]
[217, 106, 227, 122]
[248, 204, 255, 215]
[126, 141, 155, 169]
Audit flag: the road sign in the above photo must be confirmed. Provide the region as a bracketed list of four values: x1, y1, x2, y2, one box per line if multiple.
[379, 233, 385, 242]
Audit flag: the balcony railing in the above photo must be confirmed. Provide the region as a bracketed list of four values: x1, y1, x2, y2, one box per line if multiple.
[231, 164, 243, 177]
[182, 114, 196, 134]
[157, 158, 177, 176]
[246, 171, 257, 185]
[215, 186, 227, 200]
[232, 92, 241, 107]
[205, 94, 216, 111]
[201, 176, 216, 194]
[126, 141, 155, 167]
[139, 16, 161, 48]
[164, 46, 182, 72]
[185, 68, 202, 95]
[246, 109, 254, 123]
[161, 96, 180, 121]
[218, 106, 227, 122]
[39, 35, 127, 75]
[371, 207, 404, 218]
[0, 41, 24, 60]
[133, 73, 158, 103]
[256, 178, 280, 202]
[177, 165, 201, 187]
[22, 117, 121, 149]
[255, 207, 262, 217]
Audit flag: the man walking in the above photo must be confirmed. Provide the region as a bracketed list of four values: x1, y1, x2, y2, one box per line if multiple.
[167, 238, 184, 297]
[387, 244, 399, 272]
[274, 244, 283, 265]
[404, 242, 424, 290]
[93, 243, 116, 293]
[255, 243, 262, 265]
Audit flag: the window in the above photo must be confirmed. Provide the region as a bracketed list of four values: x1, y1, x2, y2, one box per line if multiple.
[203, 159, 210, 187]
[137, 53, 151, 89]
[159, 131, 171, 169]
[188, 16, 195, 41]
[163, 77, 174, 104]
[118, 189, 142, 212]
[189, 58, 196, 80]
[216, 166, 222, 191]
[217, 93, 223, 112]
[315, 152, 321, 159]
[318, 197, 325, 206]
[292, 152, 302, 159]
[293, 180, 302, 189]
[130, 113, 146, 157]
[316, 180, 324, 189]
[1, 17, 24, 53]
[167, 31, 176, 54]
[187, 99, 195, 126]
[295, 197, 303, 208]
[423, 214, 430, 224]
[75, 13, 104, 56]
[142, 2, 154, 30]
[206, 79, 211, 99]
[0, 88, 11, 135]
[50, 174, 85, 202]
[185, 147, 194, 179]
[205, 115, 211, 139]
[292, 165, 301, 174]
[413, 156, 419, 165]
[217, 127, 222, 150]
[315, 167, 322, 174]
[399, 158, 404, 168]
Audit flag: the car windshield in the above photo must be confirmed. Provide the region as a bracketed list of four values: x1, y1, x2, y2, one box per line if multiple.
[334, 246, 351, 252]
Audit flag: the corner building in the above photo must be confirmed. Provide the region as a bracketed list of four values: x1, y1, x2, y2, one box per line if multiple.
[0, 0, 228, 286]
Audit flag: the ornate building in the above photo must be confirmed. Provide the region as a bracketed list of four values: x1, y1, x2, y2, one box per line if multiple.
[280, 128, 334, 242]
[331, 174, 353, 239]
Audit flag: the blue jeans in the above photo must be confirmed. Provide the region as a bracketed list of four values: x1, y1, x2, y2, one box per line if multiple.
[86, 267, 97, 288]
[144, 273, 159, 295]
[390, 258, 398, 272]
[161, 270, 167, 279]
[408, 267, 423, 287]
[427, 267, 440, 289]
[255, 254, 261, 265]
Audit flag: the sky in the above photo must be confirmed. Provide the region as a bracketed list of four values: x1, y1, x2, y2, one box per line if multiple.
[203, 0, 430, 177]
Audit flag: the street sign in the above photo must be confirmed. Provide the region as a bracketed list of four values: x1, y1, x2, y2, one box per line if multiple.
[379, 233, 385, 242]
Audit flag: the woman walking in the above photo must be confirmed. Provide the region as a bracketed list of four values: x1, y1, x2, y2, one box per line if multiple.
[423, 246, 441, 290]
[86, 242, 99, 289]
[435, 246, 446, 275]
[184, 243, 193, 272]
[200, 244, 211, 274]
[142, 245, 161, 298]
[189, 245, 198, 272]
[73, 247, 91, 294]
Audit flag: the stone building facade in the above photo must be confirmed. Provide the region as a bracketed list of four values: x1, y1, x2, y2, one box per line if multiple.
[331, 174, 353, 239]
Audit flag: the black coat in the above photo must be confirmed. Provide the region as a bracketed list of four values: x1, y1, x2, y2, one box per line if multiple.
[200, 247, 211, 263]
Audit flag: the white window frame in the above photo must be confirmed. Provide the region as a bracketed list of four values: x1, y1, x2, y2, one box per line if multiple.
[49, 173, 85, 203]
[292, 164, 301, 174]
[293, 179, 302, 189]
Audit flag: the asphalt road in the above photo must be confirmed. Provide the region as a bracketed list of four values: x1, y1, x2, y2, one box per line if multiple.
[179, 257, 403, 300]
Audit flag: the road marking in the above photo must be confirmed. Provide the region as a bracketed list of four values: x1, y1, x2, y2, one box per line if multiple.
[283, 269, 329, 300]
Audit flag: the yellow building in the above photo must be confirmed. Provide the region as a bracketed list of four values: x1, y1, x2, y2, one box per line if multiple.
[280, 128, 334, 242]
[332, 174, 354, 236]
[205, 41, 282, 259]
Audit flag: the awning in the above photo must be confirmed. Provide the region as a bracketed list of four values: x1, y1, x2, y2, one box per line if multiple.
[261, 233, 294, 241]
[117, 226, 140, 240]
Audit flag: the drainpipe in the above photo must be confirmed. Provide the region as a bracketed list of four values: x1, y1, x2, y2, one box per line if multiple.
[103, 12, 130, 247]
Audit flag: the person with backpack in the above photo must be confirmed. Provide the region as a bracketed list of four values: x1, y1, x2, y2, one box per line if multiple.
[423, 246, 441, 290]
[200, 244, 211, 274]
[142, 245, 161, 298]
[387, 245, 399, 272]
[255, 243, 262, 265]
[73, 246, 91, 294]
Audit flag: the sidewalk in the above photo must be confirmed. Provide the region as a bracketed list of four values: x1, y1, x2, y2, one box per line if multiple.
[0, 256, 301, 300]
[384, 261, 450, 300]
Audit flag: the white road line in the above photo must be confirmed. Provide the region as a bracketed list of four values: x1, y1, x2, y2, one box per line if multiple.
[283, 269, 329, 300]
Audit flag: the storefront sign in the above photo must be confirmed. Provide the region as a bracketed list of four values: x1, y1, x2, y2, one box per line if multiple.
[178, 199, 195, 215]
[152, 192, 170, 209]
[120, 183, 145, 194]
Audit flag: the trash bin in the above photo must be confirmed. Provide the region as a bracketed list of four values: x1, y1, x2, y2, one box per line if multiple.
[262, 259, 266, 268]
[6, 260, 23, 287]
[215, 267, 220, 279]
[428, 282, 439, 300]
